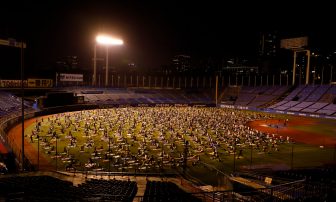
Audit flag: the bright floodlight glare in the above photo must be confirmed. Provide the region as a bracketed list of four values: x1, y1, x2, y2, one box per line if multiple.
[96, 35, 123, 45]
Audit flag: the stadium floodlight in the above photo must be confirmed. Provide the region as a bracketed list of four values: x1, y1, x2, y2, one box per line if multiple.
[96, 35, 123, 46]
[93, 35, 123, 87]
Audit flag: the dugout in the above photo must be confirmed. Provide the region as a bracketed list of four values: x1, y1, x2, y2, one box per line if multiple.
[42, 92, 75, 107]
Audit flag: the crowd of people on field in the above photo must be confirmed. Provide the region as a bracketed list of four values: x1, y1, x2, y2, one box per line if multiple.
[27, 107, 290, 172]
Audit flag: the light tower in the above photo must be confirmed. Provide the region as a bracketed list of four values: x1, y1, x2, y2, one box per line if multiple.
[93, 35, 123, 86]
[280, 37, 310, 85]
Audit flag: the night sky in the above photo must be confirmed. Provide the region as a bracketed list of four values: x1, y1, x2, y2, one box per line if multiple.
[0, 0, 335, 77]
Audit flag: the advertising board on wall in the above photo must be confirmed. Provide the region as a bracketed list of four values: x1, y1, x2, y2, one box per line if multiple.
[27, 79, 53, 88]
[0, 80, 27, 88]
[59, 73, 83, 82]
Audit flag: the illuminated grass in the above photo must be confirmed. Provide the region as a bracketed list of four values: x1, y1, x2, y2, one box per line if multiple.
[24, 109, 336, 186]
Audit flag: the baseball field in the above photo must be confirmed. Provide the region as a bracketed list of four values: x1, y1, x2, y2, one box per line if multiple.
[7, 107, 336, 185]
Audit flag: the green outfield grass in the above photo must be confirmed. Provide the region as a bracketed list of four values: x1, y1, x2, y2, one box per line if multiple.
[291, 123, 336, 138]
[24, 109, 336, 186]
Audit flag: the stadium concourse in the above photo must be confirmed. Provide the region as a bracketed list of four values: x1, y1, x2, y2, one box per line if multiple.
[0, 85, 336, 201]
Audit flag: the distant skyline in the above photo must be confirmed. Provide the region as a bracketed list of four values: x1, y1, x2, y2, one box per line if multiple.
[1, 1, 335, 76]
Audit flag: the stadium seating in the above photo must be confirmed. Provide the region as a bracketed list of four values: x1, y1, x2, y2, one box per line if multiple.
[233, 166, 336, 202]
[78, 178, 137, 201]
[143, 181, 201, 202]
[0, 91, 38, 125]
[76, 88, 214, 105]
[265, 85, 336, 116]
[226, 85, 289, 108]
[273, 167, 336, 201]
[0, 175, 138, 201]
[0, 175, 81, 201]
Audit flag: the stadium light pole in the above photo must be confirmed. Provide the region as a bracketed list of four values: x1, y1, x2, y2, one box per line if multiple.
[55, 135, 58, 171]
[95, 35, 123, 87]
[183, 140, 189, 174]
[93, 44, 97, 86]
[37, 135, 39, 170]
[333, 144, 336, 161]
[215, 75, 218, 105]
[233, 138, 236, 173]
[20, 41, 25, 172]
[291, 141, 294, 170]
[108, 137, 111, 178]
[250, 143, 253, 169]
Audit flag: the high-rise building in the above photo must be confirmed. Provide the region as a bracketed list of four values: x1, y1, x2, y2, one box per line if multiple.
[258, 32, 280, 74]
[56, 56, 79, 71]
[172, 55, 191, 73]
[259, 32, 278, 57]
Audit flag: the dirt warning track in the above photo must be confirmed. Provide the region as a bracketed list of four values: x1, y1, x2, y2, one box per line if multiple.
[7, 116, 53, 170]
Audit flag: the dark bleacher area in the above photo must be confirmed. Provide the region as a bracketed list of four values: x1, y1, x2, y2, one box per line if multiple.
[0, 175, 80, 201]
[0, 175, 207, 202]
[0, 176, 137, 201]
[78, 178, 137, 201]
[143, 181, 201, 202]
[0, 91, 35, 118]
[74, 88, 214, 105]
[81, 90, 104, 94]
[221, 85, 336, 116]
[222, 85, 290, 108]
[269, 85, 336, 115]
[229, 166, 336, 202]
[273, 167, 336, 201]
[245, 165, 336, 201]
